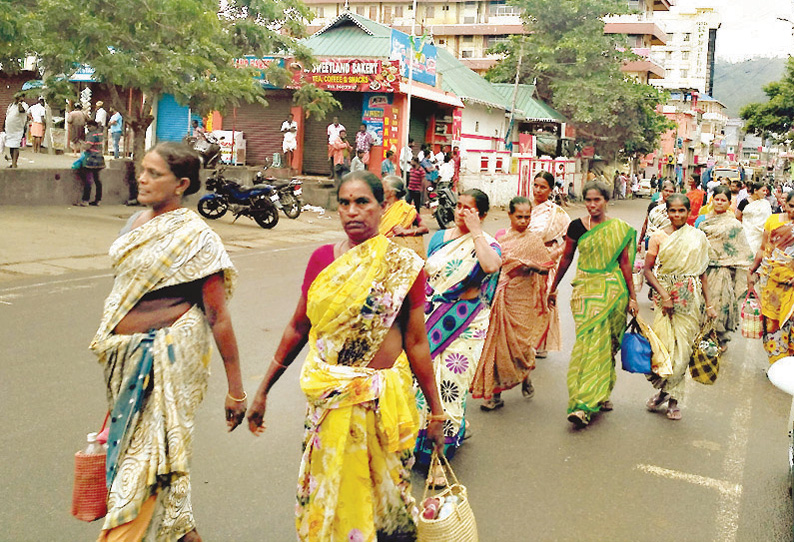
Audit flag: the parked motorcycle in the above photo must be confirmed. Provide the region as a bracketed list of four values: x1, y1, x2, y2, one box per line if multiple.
[768, 357, 794, 500]
[186, 133, 222, 169]
[253, 170, 303, 219]
[427, 179, 457, 229]
[197, 167, 279, 229]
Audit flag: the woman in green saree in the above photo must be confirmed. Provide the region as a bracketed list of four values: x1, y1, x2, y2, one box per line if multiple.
[549, 181, 638, 428]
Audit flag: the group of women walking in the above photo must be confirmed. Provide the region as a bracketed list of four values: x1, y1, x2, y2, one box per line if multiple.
[89, 154, 782, 541]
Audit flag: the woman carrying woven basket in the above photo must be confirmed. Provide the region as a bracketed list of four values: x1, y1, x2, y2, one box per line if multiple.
[644, 194, 716, 421]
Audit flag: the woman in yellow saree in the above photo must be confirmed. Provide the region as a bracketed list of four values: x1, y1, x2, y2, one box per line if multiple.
[91, 143, 246, 542]
[549, 181, 638, 428]
[644, 194, 716, 420]
[379, 175, 429, 258]
[246, 171, 444, 542]
[748, 191, 794, 363]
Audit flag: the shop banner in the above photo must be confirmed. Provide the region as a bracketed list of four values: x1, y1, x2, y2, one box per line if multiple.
[362, 93, 392, 147]
[295, 59, 400, 92]
[390, 29, 437, 87]
[233, 56, 284, 89]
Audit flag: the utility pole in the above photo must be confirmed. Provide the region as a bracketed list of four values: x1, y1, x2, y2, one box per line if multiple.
[403, 0, 418, 160]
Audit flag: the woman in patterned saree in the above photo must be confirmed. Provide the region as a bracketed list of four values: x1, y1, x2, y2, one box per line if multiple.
[737, 181, 772, 255]
[414, 189, 502, 464]
[379, 175, 429, 258]
[644, 194, 715, 421]
[697, 186, 753, 352]
[472, 196, 554, 410]
[246, 171, 444, 542]
[549, 181, 638, 428]
[527, 171, 570, 359]
[90, 143, 246, 542]
[748, 191, 794, 363]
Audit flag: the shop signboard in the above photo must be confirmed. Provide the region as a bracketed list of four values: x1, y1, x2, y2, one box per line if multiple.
[389, 29, 437, 87]
[294, 59, 400, 93]
[233, 56, 284, 89]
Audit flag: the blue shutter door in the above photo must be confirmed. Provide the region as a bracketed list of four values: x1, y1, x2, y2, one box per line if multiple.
[156, 94, 190, 142]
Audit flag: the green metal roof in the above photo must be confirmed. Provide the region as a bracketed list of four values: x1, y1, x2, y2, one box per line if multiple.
[436, 48, 506, 110]
[302, 12, 392, 58]
[490, 83, 566, 122]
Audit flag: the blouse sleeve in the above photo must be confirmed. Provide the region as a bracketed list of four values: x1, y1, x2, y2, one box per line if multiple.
[301, 244, 336, 297]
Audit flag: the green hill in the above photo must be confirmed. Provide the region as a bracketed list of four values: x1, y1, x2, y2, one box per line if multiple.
[712, 57, 787, 117]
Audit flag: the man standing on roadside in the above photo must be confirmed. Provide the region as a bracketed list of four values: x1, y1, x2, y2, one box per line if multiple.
[67, 103, 87, 156]
[326, 116, 345, 179]
[94, 101, 107, 154]
[27, 97, 47, 154]
[354, 123, 373, 165]
[399, 138, 414, 182]
[108, 108, 123, 159]
[281, 113, 298, 172]
[329, 128, 352, 186]
[5, 94, 28, 167]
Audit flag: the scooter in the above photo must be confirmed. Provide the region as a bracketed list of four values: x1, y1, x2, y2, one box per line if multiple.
[426, 179, 457, 229]
[188, 133, 222, 169]
[768, 357, 794, 502]
[197, 167, 279, 229]
[253, 170, 303, 219]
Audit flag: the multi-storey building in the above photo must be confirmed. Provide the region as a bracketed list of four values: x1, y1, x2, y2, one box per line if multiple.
[304, 1, 526, 74]
[651, 4, 720, 95]
[604, 0, 673, 84]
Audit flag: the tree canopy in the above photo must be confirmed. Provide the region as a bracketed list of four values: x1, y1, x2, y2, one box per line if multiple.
[740, 57, 794, 141]
[487, 0, 672, 159]
[23, 0, 339, 160]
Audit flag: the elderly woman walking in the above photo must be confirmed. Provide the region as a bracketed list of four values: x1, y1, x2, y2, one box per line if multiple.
[91, 143, 245, 542]
[379, 175, 429, 258]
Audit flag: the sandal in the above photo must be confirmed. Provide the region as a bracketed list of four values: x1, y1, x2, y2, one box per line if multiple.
[646, 392, 669, 412]
[600, 400, 614, 412]
[666, 405, 682, 420]
[480, 397, 505, 411]
[567, 410, 589, 428]
[521, 378, 535, 399]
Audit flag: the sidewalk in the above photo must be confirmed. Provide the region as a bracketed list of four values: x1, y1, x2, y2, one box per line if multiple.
[0, 203, 342, 284]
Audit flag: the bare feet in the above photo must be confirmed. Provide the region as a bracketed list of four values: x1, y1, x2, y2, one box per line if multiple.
[179, 529, 203, 542]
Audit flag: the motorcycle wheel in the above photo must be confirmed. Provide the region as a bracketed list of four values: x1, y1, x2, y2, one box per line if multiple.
[281, 193, 301, 219]
[434, 206, 454, 230]
[197, 198, 228, 219]
[252, 202, 279, 229]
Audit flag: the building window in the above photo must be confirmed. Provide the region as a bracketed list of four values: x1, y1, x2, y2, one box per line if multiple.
[369, 5, 377, 19]
[315, 6, 324, 18]
[407, 3, 412, 10]
[681, 51, 689, 61]
[442, 5, 450, 10]
[462, 35, 474, 43]
[426, 5, 435, 18]
[356, 5, 364, 15]
[438, 39, 446, 45]
[461, 50, 474, 58]
[681, 69, 688, 78]
[464, 16, 475, 23]
[383, 5, 392, 23]
[683, 32, 691, 42]
[475, 121, 480, 132]
[395, 5, 403, 17]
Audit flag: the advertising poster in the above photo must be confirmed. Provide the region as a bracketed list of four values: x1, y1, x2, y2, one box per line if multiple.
[233, 56, 284, 89]
[389, 29, 437, 87]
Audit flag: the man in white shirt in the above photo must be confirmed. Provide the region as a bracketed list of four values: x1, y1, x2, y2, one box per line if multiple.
[326, 116, 345, 179]
[399, 139, 414, 181]
[281, 113, 298, 172]
[94, 101, 107, 154]
[27, 97, 47, 153]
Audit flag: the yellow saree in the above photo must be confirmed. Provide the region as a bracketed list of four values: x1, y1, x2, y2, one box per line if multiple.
[297, 235, 424, 542]
[379, 199, 426, 258]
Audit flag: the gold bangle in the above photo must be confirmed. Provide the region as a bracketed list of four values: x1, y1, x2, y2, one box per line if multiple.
[227, 391, 247, 402]
[272, 358, 288, 369]
[427, 413, 446, 422]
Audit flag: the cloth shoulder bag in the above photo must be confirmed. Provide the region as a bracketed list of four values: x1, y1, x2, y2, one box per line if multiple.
[621, 316, 652, 374]
[689, 322, 721, 385]
[740, 292, 763, 339]
[417, 452, 478, 542]
[71, 412, 109, 522]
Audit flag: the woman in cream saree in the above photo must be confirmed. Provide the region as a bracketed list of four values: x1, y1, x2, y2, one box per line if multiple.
[246, 172, 445, 542]
[645, 194, 715, 420]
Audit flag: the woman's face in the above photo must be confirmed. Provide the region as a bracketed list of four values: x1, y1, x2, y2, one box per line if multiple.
[455, 195, 482, 232]
[382, 184, 397, 204]
[712, 193, 731, 214]
[583, 189, 607, 219]
[137, 151, 187, 210]
[533, 177, 552, 204]
[661, 184, 675, 201]
[337, 180, 383, 244]
[667, 200, 689, 228]
[754, 186, 767, 199]
[786, 198, 794, 220]
[509, 203, 532, 233]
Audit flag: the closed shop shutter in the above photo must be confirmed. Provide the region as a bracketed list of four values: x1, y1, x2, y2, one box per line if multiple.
[302, 92, 364, 175]
[229, 91, 292, 166]
[156, 94, 192, 142]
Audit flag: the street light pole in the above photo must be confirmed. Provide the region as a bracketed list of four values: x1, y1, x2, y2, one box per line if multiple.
[403, 0, 418, 161]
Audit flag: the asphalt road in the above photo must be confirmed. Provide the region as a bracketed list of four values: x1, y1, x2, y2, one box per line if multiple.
[0, 198, 791, 541]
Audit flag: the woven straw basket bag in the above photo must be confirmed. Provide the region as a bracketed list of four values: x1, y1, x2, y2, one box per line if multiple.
[417, 453, 478, 542]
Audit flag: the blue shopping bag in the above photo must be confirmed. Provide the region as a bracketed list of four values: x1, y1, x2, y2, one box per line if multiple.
[621, 317, 652, 374]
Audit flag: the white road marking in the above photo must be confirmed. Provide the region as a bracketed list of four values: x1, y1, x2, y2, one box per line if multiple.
[636, 464, 741, 496]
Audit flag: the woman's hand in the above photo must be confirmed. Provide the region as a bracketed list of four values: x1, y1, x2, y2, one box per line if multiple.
[547, 291, 558, 307]
[627, 298, 639, 317]
[747, 273, 759, 298]
[705, 305, 718, 319]
[225, 393, 247, 432]
[660, 295, 675, 319]
[246, 389, 267, 436]
[392, 225, 409, 237]
[426, 418, 445, 455]
[461, 208, 482, 234]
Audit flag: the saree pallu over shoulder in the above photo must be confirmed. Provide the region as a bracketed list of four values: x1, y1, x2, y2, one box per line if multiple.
[297, 235, 424, 542]
[379, 200, 417, 237]
[529, 200, 570, 244]
[90, 208, 236, 354]
[656, 225, 709, 277]
[698, 213, 753, 268]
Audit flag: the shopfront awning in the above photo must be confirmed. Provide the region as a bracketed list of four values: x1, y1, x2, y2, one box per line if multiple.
[400, 82, 464, 108]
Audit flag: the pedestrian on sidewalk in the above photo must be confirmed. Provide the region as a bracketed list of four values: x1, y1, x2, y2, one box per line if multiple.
[90, 142, 245, 542]
[94, 100, 107, 154]
[329, 129, 352, 187]
[280, 112, 298, 172]
[406, 157, 425, 215]
[4, 94, 28, 168]
[472, 197, 554, 411]
[644, 194, 715, 421]
[246, 171, 444, 541]
[75, 119, 105, 206]
[108, 108, 123, 159]
[27, 97, 46, 154]
[67, 103, 87, 156]
[548, 181, 638, 428]
[354, 123, 373, 164]
[326, 116, 345, 179]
